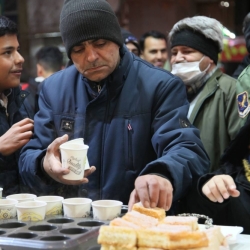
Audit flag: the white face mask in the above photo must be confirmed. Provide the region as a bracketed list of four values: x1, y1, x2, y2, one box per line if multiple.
[171, 56, 210, 86]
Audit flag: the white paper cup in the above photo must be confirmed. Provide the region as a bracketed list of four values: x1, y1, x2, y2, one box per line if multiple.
[63, 138, 84, 144]
[6, 193, 37, 203]
[61, 138, 90, 170]
[91, 200, 123, 221]
[34, 196, 64, 216]
[62, 198, 92, 218]
[60, 143, 89, 180]
[0, 199, 18, 219]
[15, 201, 47, 221]
[0, 188, 3, 199]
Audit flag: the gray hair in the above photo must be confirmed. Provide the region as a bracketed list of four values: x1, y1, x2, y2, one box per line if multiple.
[168, 16, 224, 52]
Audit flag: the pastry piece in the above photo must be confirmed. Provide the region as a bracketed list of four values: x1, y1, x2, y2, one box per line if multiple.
[101, 245, 137, 250]
[161, 216, 198, 231]
[137, 227, 226, 250]
[98, 226, 137, 248]
[137, 228, 208, 249]
[110, 217, 142, 229]
[152, 223, 192, 232]
[122, 211, 158, 228]
[132, 202, 166, 220]
[190, 226, 227, 250]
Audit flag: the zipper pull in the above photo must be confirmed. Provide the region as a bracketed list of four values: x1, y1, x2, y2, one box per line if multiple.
[127, 123, 132, 131]
[97, 84, 101, 93]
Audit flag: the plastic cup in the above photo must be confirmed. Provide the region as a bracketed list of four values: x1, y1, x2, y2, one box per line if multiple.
[60, 143, 89, 180]
[6, 193, 37, 203]
[61, 138, 90, 170]
[62, 198, 92, 218]
[34, 196, 64, 216]
[91, 200, 123, 221]
[15, 201, 47, 221]
[0, 199, 18, 219]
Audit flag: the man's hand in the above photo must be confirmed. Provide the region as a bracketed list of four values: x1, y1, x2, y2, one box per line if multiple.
[128, 175, 173, 211]
[43, 134, 96, 185]
[202, 174, 240, 203]
[0, 118, 34, 156]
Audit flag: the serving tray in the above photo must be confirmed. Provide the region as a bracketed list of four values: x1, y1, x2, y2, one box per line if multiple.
[0, 215, 105, 250]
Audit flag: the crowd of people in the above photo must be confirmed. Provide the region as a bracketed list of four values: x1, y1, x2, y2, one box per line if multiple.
[0, 0, 250, 234]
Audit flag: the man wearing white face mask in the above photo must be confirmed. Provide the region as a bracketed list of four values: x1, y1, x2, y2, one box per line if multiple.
[169, 16, 242, 173]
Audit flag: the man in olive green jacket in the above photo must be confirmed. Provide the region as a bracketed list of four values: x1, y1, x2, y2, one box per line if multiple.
[169, 16, 242, 172]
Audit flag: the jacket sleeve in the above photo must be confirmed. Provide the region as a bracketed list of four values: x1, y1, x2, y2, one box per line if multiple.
[18, 81, 61, 194]
[139, 75, 210, 201]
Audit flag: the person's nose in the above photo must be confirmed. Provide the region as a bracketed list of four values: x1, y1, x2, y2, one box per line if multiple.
[175, 51, 184, 63]
[86, 47, 98, 62]
[156, 51, 163, 59]
[14, 51, 25, 64]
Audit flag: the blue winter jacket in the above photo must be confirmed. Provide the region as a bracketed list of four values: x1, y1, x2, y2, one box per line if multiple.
[19, 46, 209, 206]
[0, 87, 33, 197]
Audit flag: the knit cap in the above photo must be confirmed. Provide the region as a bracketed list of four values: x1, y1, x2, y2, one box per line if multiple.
[168, 16, 223, 64]
[60, 0, 123, 58]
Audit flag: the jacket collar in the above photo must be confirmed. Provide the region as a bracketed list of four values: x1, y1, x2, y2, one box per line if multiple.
[189, 68, 222, 122]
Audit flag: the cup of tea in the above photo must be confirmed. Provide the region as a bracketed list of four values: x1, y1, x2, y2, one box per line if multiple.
[15, 201, 47, 221]
[91, 200, 123, 221]
[61, 138, 90, 170]
[60, 143, 89, 180]
[6, 193, 37, 203]
[0, 199, 18, 219]
[62, 198, 92, 218]
[34, 196, 64, 216]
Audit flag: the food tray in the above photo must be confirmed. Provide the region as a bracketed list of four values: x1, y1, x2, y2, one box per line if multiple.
[0, 215, 106, 250]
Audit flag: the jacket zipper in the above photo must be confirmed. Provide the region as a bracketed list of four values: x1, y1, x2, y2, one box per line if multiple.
[97, 84, 102, 93]
[127, 119, 134, 170]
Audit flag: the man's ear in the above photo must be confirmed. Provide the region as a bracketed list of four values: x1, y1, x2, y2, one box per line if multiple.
[36, 64, 44, 77]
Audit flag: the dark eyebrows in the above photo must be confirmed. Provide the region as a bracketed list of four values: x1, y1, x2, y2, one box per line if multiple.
[0, 46, 20, 53]
[1, 46, 16, 51]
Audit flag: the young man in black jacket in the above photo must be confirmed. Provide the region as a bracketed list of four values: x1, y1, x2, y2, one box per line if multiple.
[0, 16, 34, 196]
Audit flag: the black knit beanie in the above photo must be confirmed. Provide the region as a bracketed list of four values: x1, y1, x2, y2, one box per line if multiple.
[60, 0, 123, 58]
[171, 28, 220, 64]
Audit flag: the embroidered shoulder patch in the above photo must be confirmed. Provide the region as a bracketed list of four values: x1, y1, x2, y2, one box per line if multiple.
[237, 91, 250, 118]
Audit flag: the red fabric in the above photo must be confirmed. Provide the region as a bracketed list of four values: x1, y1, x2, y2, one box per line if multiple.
[21, 83, 29, 90]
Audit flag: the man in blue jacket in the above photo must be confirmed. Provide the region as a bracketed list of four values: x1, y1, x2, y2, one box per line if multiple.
[19, 0, 209, 212]
[0, 16, 34, 197]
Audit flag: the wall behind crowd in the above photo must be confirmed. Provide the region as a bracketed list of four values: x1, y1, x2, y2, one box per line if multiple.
[2, 0, 250, 80]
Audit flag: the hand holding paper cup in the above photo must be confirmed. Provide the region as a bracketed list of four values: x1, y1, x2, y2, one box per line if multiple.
[60, 143, 89, 180]
[61, 138, 90, 170]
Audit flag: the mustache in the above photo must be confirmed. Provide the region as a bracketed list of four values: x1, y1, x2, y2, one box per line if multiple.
[84, 62, 103, 71]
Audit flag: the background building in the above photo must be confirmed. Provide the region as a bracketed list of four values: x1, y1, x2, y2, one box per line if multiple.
[1, 0, 250, 79]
